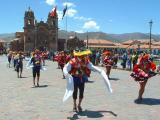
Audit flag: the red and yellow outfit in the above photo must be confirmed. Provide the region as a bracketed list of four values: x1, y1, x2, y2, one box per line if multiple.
[63, 50, 112, 103]
[69, 57, 91, 78]
[131, 54, 156, 81]
[103, 51, 113, 78]
[57, 52, 67, 69]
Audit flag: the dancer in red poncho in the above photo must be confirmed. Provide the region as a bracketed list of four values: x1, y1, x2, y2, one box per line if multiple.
[102, 51, 113, 79]
[58, 51, 67, 78]
[131, 53, 156, 101]
[63, 50, 112, 112]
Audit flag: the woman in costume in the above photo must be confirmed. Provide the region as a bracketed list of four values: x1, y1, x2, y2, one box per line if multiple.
[41, 51, 46, 66]
[63, 49, 112, 112]
[58, 51, 67, 79]
[102, 51, 113, 79]
[30, 49, 42, 87]
[130, 53, 156, 101]
[7, 51, 12, 68]
[16, 52, 24, 78]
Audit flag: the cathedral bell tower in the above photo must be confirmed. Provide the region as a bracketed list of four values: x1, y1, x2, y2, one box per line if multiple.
[24, 7, 35, 28]
[23, 7, 35, 51]
[47, 7, 58, 51]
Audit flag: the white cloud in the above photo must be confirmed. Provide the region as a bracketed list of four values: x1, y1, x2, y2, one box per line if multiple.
[75, 30, 84, 33]
[57, 10, 63, 20]
[67, 8, 77, 17]
[57, 8, 77, 20]
[74, 16, 92, 21]
[83, 20, 100, 30]
[45, 0, 56, 6]
[63, 2, 75, 7]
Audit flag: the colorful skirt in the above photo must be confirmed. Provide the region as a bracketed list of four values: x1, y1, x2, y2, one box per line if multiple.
[130, 71, 157, 81]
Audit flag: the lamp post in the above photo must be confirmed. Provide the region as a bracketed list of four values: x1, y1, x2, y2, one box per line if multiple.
[149, 20, 153, 54]
[86, 31, 88, 49]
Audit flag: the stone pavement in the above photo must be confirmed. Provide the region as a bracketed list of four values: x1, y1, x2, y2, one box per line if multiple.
[0, 55, 160, 120]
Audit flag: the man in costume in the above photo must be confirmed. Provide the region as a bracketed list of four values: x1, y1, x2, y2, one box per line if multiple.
[130, 53, 156, 101]
[63, 49, 112, 112]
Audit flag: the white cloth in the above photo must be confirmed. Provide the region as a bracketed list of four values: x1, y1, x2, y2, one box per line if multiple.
[62, 62, 112, 102]
[63, 63, 73, 102]
[26, 58, 33, 69]
[25, 57, 47, 71]
[87, 63, 112, 93]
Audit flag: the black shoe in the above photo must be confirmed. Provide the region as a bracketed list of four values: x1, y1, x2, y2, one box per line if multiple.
[135, 98, 143, 103]
[37, 83, 39, 87]
[78, 106, 82, 112]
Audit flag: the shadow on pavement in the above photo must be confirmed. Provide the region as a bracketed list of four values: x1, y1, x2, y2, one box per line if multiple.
[31, 85, 48, 88]
[134, 98, 160, 105]
[67, 109, 117, 120]
[85, 80, 94, 83]
[109, 78, 119, 81]
[20, 77, 28, 78]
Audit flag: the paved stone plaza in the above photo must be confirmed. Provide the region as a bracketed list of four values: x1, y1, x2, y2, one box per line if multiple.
[0, 55, 160, 120]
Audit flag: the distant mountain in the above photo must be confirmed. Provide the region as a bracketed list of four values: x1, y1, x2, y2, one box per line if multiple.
[109, 32, 160, 42]
[0, 33, 15, 42]
[58, 31, 160, 42]
[1, 31, 160, 43]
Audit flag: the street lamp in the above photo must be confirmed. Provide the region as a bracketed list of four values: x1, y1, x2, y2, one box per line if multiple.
[149, 20, 153, 54]
[86, 31, 88, 49]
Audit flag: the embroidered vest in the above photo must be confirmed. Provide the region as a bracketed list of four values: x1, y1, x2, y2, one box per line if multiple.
[69, 57, 91, 77]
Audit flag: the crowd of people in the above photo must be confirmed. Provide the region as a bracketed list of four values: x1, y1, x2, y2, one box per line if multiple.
[7, 50, 48, 87]
[5, 48, 159, 112]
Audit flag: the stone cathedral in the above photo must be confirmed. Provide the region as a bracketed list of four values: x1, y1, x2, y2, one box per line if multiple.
[23, 7, 58, 51]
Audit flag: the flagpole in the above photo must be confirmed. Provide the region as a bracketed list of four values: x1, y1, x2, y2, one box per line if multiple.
[65, 0, 68, 50]
[87, 31, 88, 49]
[62, 1, 68, 50]
[65, 9, 68, 50]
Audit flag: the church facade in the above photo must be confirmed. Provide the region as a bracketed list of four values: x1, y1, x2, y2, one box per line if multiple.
[22, 7, 58, 52]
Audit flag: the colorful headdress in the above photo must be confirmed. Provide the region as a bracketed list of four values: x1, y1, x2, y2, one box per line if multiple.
[142, 54, 150, 60]
[139, 54, 150, 63]
[73, 49, 92, 56]
[102, 51, 111, 56]
[35, 49, 40, 54]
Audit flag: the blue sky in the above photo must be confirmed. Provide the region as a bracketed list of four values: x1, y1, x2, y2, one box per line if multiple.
[0, 0, 160, 34]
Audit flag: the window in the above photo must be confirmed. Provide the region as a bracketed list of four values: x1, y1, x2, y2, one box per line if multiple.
[28, 20, 31, 25]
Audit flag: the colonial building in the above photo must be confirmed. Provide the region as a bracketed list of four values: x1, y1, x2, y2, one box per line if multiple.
[84, 39, 117, 49]
[67, 36, 85, 50]
[10, 7, 59, 52]
[23, 7, 58, 52]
